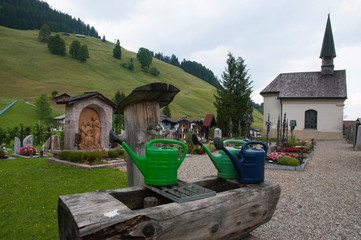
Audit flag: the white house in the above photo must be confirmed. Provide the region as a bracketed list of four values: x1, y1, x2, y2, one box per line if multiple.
[260, 15, 347, 140]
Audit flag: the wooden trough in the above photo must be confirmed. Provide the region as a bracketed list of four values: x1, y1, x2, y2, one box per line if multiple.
[58, 176, 280, 239]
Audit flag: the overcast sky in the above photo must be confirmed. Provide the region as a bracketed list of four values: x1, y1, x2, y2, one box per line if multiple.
[44, 0, 361, 120]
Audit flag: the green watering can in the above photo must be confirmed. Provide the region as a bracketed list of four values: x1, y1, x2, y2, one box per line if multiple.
[192, 134, 245, 179]
[110, 130, 187, 186]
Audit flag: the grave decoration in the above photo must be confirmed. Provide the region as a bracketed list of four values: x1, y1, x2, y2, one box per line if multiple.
[276, 115, 281, 148]
[290, 120, 297, 138]
[265, 113, 271, 149]
[58, 83, 281, 240]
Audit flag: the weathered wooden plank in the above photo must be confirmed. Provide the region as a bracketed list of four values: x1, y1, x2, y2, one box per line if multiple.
[58, 177, 280, 239]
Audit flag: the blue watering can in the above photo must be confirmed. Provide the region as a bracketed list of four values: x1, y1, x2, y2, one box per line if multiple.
[214, 138, 267, 184]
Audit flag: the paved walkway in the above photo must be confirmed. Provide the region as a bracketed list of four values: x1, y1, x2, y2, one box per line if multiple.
[178, 140, 361, 239]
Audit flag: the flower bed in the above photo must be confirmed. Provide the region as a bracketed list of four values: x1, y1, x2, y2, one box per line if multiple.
[266, 151, 307, 166]
[276, 147, 306, 153]
[19, 146, 37, 156]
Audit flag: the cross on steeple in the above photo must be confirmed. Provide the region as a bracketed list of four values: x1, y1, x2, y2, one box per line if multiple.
[320, 14, 336, 76]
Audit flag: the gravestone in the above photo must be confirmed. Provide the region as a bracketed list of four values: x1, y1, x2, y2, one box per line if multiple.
[14, 137, 21, 154]
[23, 135, 33, 148]
[51, 135, 60, 150]
[214, 128, 222, 139]
[355, 125, 361, 151]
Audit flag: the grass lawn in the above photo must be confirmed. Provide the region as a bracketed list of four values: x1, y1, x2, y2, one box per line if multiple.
[0, 156, 127, 239]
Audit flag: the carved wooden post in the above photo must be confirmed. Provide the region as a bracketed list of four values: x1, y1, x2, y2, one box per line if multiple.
[116, 83, 180, 187]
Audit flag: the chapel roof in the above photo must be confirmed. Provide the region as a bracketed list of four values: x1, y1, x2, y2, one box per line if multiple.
[260, 70, 347, 99]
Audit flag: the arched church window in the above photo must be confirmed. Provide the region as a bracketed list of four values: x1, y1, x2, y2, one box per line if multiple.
[305, 110, 317, 129]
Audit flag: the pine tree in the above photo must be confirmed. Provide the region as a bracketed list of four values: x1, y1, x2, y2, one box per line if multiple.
[112, 91, 126, 133]
[35, 94, 52, 122]
[48, 34, 66, 55]
[137, 47, 152, 69]
[69, 40, 81, 59]
[113, 39, 121, 59]
[78, 44, 89, 62]
[162, 105, 171, 117]
[38, 23, 51, 42]
[214, 53, 253, 136]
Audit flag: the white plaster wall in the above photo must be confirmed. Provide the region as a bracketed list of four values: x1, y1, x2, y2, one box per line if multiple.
[282, 99, 344, 132]
[263, 94, 281, 131]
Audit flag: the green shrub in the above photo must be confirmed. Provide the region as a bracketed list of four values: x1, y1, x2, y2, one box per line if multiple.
[108, 150, 119, 158]
[118, 149, 125, 159]
[276, 156, 299, 166]
[68, 152, 84, 163]
[185, 132, 194, 147]
[84, 152, 102, 162]
[59, 151, 71, 160]
[288, 136, 297, 147]
[149, 67, 160, 76]
[121, 62, 134, 70]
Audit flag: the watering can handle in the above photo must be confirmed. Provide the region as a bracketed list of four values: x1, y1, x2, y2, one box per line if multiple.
[241, 141, 268, 154]
[146, 139, 187, 162]
[224, 140, 245, 146]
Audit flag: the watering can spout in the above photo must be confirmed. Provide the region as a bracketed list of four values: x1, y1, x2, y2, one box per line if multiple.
[214, 137, 244, 174]
[109, 130, 147, 175]
[192, 134, 223, 171]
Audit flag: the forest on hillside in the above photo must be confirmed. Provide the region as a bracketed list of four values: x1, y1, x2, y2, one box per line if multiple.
[0, 0, 99, 37]
[153, 52, 221, 88]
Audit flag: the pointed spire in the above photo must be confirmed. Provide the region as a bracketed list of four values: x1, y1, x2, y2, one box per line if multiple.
[320, 14, 336, 76]
[320, 14, 336, 58]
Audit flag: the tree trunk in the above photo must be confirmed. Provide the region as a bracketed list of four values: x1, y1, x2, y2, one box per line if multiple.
[123, 101, 160, 187]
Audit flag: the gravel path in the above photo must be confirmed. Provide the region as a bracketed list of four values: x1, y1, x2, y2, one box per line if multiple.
[178, 140, 361, 239]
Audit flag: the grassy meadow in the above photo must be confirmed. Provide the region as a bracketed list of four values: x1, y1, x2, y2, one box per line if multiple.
[0, 26, 218, 118]
[0, 155, 127, 239]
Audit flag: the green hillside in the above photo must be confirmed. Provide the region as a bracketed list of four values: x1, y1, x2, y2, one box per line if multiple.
[0, 101, 63, 128]
[0, 25, 263, 130]
[0, 26, 217, 117]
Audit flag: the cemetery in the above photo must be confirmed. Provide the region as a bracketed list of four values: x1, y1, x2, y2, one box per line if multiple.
[1, 81, 360, 239]
[0, 13, 359, 240]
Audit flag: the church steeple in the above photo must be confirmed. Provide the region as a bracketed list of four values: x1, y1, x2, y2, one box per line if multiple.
[320, 14, 336, 76]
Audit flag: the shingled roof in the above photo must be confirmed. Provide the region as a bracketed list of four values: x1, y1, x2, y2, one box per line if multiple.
[260, 70, 347, 99]
[55, 92, 117, 108]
